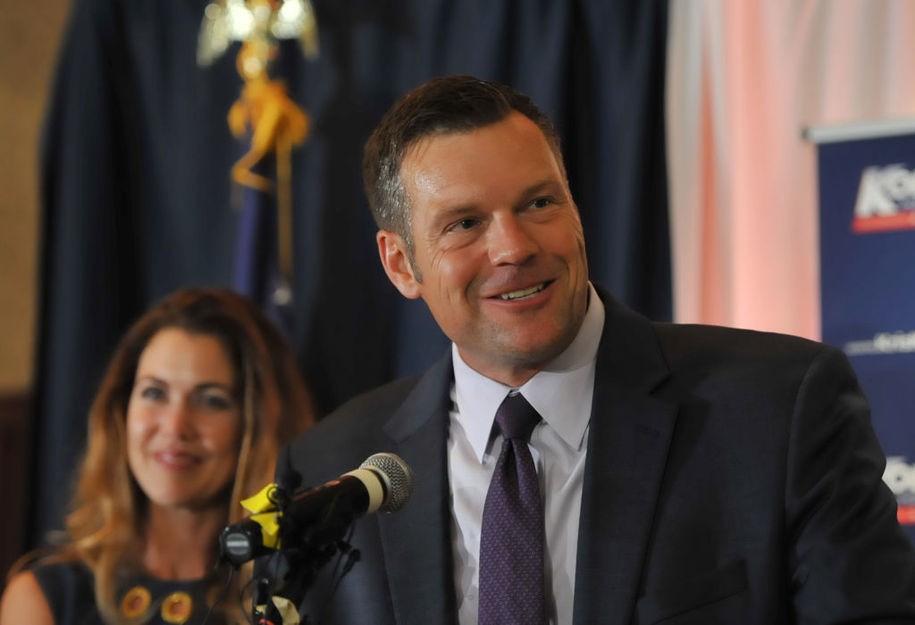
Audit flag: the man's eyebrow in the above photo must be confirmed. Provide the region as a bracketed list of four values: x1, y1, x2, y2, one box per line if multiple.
[428, 204, 481, 230]
[514, 179, 566, 204]
[521, 179, 563, 195]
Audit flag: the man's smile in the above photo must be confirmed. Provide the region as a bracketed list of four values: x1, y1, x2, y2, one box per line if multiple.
[494, 281, 550, 301]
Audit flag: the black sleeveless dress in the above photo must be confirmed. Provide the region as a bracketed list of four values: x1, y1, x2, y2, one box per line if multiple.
[32, 562, 222, 625]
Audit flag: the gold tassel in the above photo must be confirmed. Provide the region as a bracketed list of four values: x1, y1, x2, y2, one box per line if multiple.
[227, 22, 310, 283]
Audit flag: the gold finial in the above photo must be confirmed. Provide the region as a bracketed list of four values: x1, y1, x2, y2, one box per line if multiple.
[197, 0, 318, 67]
[197, 0, 319, 285]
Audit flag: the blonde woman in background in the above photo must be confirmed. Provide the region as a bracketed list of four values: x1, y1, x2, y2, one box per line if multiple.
[0, 287, 316, 624]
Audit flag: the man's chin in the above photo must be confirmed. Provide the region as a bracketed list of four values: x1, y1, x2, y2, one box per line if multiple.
[493, 332, 572, 369]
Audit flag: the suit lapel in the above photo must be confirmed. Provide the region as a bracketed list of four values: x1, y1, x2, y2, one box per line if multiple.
[368, 293, 677, 625]
[377, 353, 458, 624]
[573, 292, 678, 625]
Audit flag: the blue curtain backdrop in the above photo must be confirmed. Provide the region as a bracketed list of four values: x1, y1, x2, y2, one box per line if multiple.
[30, 0, 670, 543]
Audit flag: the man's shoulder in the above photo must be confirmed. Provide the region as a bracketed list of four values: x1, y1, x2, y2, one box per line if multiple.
[331, 375, 425, 421]
[298, 375, 422, 444]
[282, 370, 436, 483]
[643, 321, 855, 397]
[596, 285, 836, 367]
[651, 320, 832, 362]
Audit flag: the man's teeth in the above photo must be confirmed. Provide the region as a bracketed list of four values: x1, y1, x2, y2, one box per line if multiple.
[499, 283, 545, 300]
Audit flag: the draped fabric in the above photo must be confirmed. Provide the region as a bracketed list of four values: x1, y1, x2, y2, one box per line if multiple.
[30, 0, 670, 542]
[667, 0, 915, 338]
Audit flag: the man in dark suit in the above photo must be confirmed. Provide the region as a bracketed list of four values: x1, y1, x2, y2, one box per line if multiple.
[276, 75, 915, 624]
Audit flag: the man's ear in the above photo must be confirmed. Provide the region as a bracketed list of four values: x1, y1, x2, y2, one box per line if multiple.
[377, 229, 422, 299]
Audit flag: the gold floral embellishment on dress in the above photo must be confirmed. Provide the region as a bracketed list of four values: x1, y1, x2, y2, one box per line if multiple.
[161, 591, 194, 624]
[120, 585, 152, 620]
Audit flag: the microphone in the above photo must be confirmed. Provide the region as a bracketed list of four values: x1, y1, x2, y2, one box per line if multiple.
[219, 452, 414, 566]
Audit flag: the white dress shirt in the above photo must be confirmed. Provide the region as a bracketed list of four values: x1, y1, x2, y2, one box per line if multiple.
[449, 283, 605, 625]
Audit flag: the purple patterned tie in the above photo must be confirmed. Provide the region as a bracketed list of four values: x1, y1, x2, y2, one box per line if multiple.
[478, 392, 546, 625]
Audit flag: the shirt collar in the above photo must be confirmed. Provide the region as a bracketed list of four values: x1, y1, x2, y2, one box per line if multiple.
[452, 283, 605, 461]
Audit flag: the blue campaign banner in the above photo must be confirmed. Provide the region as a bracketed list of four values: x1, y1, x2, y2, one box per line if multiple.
[810, 119, 915, 539]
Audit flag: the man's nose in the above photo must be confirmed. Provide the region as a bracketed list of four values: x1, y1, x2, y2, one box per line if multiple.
[487, 214, 538, 265]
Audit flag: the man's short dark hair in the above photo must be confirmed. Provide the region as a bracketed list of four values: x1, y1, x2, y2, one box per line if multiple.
[362, 75, 564, 253]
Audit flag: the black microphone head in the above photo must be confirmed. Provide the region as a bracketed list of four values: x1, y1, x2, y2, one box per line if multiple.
[219, 519, 268, 567]
[360, 452, 414, 513]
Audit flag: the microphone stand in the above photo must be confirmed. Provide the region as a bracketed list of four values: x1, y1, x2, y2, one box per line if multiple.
[252, 577, 285, 625]
[249, 489, 362, 624]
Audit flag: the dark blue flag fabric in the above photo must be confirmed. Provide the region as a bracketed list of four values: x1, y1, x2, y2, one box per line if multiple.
[232, 181, 295, 333]
[29, 0, 670, 543]
[223, 25, 312, 333]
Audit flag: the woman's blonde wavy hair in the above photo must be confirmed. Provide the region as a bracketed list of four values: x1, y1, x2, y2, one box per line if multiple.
[22, 288, 315, 623]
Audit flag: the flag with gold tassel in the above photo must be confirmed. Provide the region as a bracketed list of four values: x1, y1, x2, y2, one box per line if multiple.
[197, 0, 318, 328]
